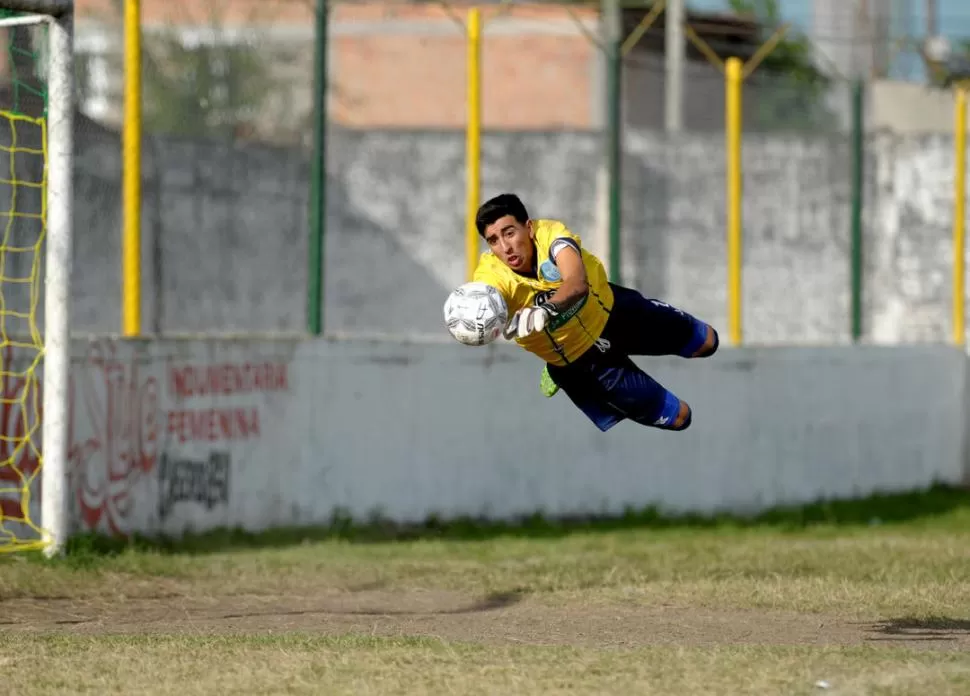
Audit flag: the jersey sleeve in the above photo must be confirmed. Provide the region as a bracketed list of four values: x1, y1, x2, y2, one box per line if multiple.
[540, 220, 583, 266]
[549, 237, 581, 265]
[472, 256, 514, 307]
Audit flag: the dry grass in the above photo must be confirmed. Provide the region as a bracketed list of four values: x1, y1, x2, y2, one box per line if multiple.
[4, 488, 970, 694]
[3, 519, 970, 619]
[2, 634, 970, 696]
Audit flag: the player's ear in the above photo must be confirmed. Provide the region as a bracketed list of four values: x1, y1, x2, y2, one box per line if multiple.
[527, 220, 536, 240]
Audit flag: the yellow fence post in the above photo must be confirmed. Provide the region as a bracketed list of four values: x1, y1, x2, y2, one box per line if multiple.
[955, 85, 967, 347]
[465, 7, 482, 282]
[123, 0, 142, 336]
[685, 21, 789, 347]
[725, 57, 743, 346]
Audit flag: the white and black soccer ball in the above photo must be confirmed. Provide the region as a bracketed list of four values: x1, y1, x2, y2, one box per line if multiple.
[443, 282, 508, 346]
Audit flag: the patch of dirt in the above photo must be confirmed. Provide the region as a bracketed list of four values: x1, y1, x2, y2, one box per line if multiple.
[2, 590, 968, 651]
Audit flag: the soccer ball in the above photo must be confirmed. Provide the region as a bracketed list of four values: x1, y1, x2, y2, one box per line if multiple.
[443, 282, 508, 346]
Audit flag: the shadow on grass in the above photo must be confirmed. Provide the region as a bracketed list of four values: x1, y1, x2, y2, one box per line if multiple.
[867, 617, 970, 643]
[218, 590, 524, 620]
[38, 483, 970, 562]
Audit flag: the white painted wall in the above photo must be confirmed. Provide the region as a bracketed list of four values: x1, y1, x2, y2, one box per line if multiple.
[2, 337, 966, 542]
[869, 80, 960, 135]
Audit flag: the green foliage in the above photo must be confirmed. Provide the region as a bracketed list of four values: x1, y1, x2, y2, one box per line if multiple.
[726, 0, 839, 132]
[926, 39, 970, 88]
[93, 0, 274, 140]
[142, 34, 273, 140]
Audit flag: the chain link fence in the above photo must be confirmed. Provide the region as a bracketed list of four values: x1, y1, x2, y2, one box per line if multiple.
[73, 0, 315, 334]
[37, 0, 970, 344]
[619, 8, 857, 346]
[323, 1, 605, 338]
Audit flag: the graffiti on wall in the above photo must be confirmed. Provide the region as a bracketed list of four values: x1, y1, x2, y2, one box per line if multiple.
[157, 450, 231, 520]
[1, 340, 293, 538]
[166, 361, 288, 443]
[156, 359, 288, 521]
[68, 340, 160, 535]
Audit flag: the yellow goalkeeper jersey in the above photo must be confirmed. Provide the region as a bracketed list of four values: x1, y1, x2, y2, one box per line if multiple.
[473, 219, 614, 366]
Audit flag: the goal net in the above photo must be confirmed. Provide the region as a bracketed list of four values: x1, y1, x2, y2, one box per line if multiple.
[0, 1, 73, 556]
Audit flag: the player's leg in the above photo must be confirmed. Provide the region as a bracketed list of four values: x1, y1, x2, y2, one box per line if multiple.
[540, 284, 717, 400]
[545, 362, 625, 431]
[601, 355, 692, 430]
[606, 283, 718, 359]
[547, 354, 691, 432]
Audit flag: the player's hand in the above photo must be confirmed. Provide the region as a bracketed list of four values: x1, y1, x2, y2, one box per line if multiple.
[504, 305, 555, 339]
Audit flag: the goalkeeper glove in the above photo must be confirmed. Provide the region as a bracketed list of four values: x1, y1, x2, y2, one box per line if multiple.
[504, 302, 560, 340]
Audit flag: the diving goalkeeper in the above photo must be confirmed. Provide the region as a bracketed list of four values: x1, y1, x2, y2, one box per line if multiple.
[471, 193, 719, 432]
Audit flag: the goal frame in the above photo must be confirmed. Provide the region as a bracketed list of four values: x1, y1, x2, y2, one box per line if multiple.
[0, 0, 74, 557]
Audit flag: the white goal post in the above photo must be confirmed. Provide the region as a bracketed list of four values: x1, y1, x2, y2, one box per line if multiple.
[0, 0, 74, 557]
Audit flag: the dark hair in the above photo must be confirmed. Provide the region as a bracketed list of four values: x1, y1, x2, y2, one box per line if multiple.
[475, 193, 529, 237]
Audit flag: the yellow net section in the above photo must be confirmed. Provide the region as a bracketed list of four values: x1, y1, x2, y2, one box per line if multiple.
[0, 112, 47, 553]
[0, 14, 49, 553]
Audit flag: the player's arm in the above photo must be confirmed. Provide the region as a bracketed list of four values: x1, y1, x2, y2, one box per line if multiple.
[543, 238, 588, 314]
[507, 237, 588, 339]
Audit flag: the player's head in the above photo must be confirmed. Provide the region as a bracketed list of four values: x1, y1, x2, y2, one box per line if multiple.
[475, 193, 535, 273]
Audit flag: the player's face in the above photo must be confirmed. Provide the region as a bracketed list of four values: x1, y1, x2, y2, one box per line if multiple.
[483, 216, 534, 272]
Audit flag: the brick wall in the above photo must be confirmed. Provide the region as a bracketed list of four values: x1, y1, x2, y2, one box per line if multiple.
[73, 0, 600, 131]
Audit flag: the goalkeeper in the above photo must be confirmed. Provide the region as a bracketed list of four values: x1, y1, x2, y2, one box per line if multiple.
[472, 193, 718, 432]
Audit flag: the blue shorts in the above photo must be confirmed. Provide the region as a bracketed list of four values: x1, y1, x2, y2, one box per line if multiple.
[545, 284, 713, 432]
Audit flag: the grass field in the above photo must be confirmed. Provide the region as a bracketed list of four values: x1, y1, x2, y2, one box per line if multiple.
[3, 486, 970, 695]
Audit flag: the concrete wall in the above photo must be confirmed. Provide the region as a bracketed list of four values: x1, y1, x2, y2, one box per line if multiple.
[1, 338, 967, 542]
[3, 117, 967, 344]
[868, 80, 958, 135]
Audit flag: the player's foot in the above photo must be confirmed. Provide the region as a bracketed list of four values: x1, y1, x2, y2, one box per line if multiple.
[540, 365, 560, 397]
